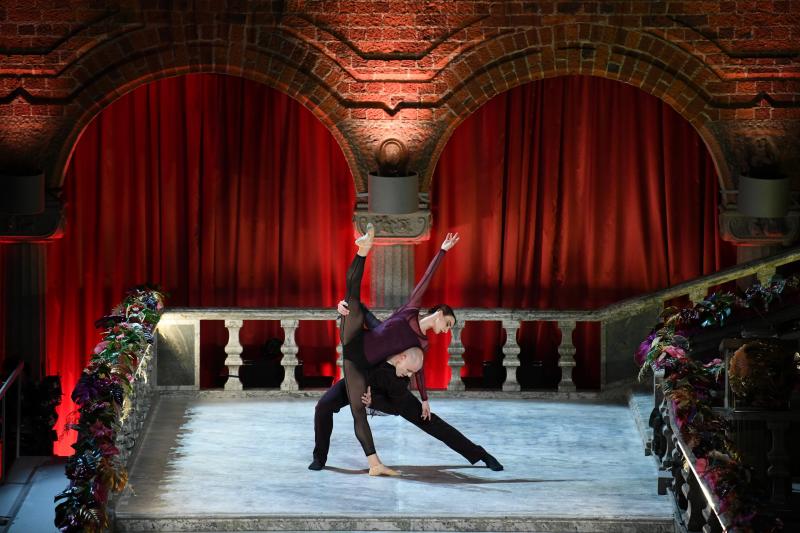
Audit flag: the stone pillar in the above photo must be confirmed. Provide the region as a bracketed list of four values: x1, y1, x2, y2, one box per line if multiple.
[3, 244, 47, 382]
[718, 129, 800, 269]
[369, 244, 413, 308]
[353, 206, 432, 307]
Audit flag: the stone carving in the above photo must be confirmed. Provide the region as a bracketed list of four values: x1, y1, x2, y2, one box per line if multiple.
[719, 208, 800, 245]
[353, 210, 431, 244]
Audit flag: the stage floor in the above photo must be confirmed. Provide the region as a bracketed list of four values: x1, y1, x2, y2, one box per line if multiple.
[114, 395, 672, 532]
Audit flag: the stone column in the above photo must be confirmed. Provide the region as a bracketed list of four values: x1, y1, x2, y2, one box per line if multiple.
[369, 244, 413, 308]
[3, 244, 47, 382]
[353, 207, 432, 308]
[1, 174, 64, 382]
[718, 129, 800, 269]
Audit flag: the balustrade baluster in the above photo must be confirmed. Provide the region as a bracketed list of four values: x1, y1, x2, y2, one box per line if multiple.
[502, 320, 521, 392]
[557, 320, 577, 392]
[223, 319, 244, 391]
[447, 325, 465, 391]
[280, 320, 300, 391]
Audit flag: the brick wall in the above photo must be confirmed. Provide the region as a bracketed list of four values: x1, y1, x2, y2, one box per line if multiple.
[0, 0, 797, 195]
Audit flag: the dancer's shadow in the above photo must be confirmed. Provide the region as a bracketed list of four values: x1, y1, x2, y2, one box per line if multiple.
[323, 464, 573, 486]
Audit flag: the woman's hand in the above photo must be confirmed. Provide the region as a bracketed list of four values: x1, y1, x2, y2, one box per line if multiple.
[361, 386, 372, 407]
[440, 232, 460, 251]
[337, 300, 350, 316]
[421, 400, 431, 420]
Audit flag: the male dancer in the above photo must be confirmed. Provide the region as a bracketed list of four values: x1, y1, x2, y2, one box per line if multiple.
[309, 302, 503, 472]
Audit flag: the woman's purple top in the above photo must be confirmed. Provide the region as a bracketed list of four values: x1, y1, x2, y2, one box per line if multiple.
[361, 248, 446, 400]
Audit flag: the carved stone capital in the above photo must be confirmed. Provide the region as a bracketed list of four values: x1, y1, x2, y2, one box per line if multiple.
[719, 208, 800, 246]
[353, 208, 431, 244]
[0, 192, 64, 241]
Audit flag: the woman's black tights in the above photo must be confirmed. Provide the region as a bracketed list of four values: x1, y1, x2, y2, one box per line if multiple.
[340, 253, 375, 456]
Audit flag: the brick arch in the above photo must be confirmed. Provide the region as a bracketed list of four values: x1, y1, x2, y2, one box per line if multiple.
[50, 41, 356, 191]
[427, 24, 730, 192]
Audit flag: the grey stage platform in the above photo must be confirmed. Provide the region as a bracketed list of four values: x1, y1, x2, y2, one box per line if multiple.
[113, 394, 672, 532]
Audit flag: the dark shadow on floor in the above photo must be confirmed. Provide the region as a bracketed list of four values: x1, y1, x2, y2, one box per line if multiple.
[322, 464, 576, 485]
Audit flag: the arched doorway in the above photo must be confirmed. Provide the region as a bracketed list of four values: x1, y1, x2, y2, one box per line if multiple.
[48, 74, 356, 455]
[417, 75, 736, 390]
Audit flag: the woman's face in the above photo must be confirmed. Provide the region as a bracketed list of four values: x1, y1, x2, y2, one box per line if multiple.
[433, 311, 456, 334]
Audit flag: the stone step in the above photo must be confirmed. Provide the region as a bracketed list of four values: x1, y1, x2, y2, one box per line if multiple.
[114, 515, 673, 532]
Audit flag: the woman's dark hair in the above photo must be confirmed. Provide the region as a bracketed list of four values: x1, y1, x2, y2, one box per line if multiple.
[428, 304, 456, 325]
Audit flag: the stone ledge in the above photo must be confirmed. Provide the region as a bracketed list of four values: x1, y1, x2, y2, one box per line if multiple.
[114, 515, 674, 533]
[154, 388, 625, 402]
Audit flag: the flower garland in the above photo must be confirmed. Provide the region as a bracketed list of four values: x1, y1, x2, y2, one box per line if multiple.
[55, 286, 165, 533]
[636, 275, 798, 533]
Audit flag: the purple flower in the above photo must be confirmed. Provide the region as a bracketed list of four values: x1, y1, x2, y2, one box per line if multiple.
[71, 375, 99, 404]
[93, 341, 110, 354]
[98, 442, 120, 458]
[662, 346, 687, 359]
[89, 420, 114, 440]
[635, 332, 657, 366]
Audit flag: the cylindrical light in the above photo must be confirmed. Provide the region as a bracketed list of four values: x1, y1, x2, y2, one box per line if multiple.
[368, 138, 418, 214]
[368, 171, 419, 214]
[0, 172, 45, 214]
[737, 175, 791, 218]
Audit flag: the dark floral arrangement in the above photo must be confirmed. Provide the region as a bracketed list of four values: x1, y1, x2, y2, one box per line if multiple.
[636, 275, 798, 533]
[729, 339, 797, 409]
[636, 275, 800, 378]
[54, 286, 165, 533]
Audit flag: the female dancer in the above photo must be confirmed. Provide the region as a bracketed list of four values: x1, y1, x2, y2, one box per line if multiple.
[337, 224, 459, 476]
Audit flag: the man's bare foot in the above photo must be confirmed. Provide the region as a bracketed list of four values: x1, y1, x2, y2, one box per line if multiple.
[369, 463, 400, 476]
[355, 223, 375, 256]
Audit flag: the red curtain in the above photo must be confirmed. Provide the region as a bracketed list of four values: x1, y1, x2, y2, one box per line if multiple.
[45, 73, 735, 455]
[415, 75, 736, 389]
[47, 74, 356, 455]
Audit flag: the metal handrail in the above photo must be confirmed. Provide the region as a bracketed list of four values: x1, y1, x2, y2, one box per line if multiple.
[667, 402, 731, 532]
[0, 361, 24, 484]
[0, 362, 24, 401]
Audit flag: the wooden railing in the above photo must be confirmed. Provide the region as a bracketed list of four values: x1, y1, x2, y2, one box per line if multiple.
[155, 246, 800, 393]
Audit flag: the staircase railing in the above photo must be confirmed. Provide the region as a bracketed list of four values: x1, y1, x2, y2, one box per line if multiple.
[657, 399, 729, 533]
[0, 362, 23, 483]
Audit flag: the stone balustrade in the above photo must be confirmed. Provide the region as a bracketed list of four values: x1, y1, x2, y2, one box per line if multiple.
[115, 344, 155, 466]
[152, 246, 800, 393]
